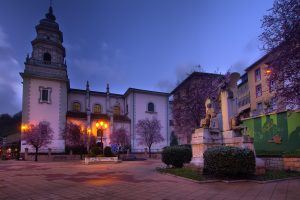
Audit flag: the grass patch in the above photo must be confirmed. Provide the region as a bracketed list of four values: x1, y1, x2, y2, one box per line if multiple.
[158, 167, 300, 182]
[158, 167, 205, 181]
[254, 170, 300, 181]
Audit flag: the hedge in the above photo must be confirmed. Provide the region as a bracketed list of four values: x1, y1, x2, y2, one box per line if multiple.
[203, 146, 255, 177]
[161, 145, 192, 168]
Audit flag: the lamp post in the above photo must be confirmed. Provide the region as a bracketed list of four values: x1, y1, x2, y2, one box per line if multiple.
[95, 121, 108, 152]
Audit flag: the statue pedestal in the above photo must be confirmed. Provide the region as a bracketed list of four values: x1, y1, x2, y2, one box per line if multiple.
[191, 129, 257, 168]
[190, 128, 222, 167]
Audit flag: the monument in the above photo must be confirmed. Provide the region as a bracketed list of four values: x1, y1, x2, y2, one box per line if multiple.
[191, 73, 257, 167]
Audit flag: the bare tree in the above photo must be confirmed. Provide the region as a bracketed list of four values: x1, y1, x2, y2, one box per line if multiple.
[260, 0, 300, 109]
[172, 72, 225, 143]
[110, 127, 130, 148]
[136, 118, 164, 157]
[22, 121, 53, 161]
[64, 122, 87, 159]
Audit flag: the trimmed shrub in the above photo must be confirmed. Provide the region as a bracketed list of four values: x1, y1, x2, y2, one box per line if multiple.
[203, 146, 255, 177]
[103, 146, 114, 157]
[162, 145, 192, 168]
[90, 146, 102, 156]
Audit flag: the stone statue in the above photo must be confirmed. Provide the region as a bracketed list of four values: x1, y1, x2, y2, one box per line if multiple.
[200, 99, 217, 128]
[230, 114, 247, 135]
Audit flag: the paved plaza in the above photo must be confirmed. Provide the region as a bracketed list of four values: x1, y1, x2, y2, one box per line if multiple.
[0, 159, 299, 200]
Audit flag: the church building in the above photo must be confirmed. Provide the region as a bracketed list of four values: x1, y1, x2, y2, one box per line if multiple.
[20, 7, 170, 153]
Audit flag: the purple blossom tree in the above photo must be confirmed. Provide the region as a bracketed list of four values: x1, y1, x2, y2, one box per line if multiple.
[110, 127, 130, 148]
[22, 121, 53, 161]
[136, 118, 164, 158]
[64, 122, 88, 158]
[260, 0, 300, 109]
[172, 71, 225, 143]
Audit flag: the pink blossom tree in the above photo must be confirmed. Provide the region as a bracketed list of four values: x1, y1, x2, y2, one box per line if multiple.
[136, 118, 164, 158]
[64, 122, 88, 158]
[172, 72, 225, 143]
[260, 0, 300, 109]
[110, 127, 130, 148]
[22, 121, 53, 161]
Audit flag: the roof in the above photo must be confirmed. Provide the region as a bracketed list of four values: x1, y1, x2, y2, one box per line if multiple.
[170, 72, 223, 94]
[69, 88, 123, 98]
[245, 52, 272, 72]
[69, 87, 168, 98]
[124, 88, 169, 97]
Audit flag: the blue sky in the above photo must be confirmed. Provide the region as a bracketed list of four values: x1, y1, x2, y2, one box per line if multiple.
[0, 0, 274, 114]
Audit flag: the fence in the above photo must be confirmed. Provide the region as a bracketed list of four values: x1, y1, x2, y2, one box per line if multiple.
[241, 110, 300, 154]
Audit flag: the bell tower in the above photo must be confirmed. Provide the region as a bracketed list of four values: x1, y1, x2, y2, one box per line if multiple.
[20, 6, 68, 153]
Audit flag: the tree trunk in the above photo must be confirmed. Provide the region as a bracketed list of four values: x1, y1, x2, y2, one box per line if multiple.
[35, 147, 38, 162]
[148, 146, 151, 158]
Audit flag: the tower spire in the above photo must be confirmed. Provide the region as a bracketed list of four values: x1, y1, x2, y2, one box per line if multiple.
[46, 0, 56, 21]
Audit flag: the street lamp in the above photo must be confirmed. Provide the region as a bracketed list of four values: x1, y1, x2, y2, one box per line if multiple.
[95, 121, 108, 152]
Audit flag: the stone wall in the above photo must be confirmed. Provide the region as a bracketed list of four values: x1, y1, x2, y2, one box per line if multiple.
[283, 157, 300, 172]
[259, 157, 300, 172]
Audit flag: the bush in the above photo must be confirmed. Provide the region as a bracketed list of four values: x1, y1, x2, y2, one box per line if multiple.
[103, 146, 114, 157]
[203, 146, 255, 177]
[90, 146, 102, 156]
[162, 145, 192, 168]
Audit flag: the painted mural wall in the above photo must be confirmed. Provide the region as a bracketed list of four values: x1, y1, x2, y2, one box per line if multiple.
[242, 111, 300, 154]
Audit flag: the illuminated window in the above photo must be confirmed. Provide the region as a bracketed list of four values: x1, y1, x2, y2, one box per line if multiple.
[147, 102, 155, 112]
[113, 105, 121, 115]
[255, 68, 261, 82]
[93, 104, 101, 113]
[72, 102, 81, 112]
[256, 84, 262, 97]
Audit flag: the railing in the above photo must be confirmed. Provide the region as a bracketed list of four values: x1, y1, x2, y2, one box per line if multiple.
[26, 59, 66, 68]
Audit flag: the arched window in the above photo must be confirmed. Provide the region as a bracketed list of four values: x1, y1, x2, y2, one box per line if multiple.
[113, 105, 121, 115]
[43, 52, 51, 64]
[72, 102, 81, 112]
[93, 104, 102, 113]
[147, 102, 154, 112]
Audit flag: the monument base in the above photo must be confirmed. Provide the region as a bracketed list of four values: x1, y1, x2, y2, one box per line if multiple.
[190, 128, 264, 173]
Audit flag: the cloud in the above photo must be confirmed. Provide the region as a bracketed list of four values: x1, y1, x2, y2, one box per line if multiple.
[231, 60, 247, 74]
[243, 38, 259, 53]
[69, 45, 129, 90]
[156, 80, 174, 93]
[0, 26, 22, 115]
[0, 26, 10, 48]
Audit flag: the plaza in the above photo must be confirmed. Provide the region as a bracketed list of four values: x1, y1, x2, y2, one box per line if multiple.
[1, 160, 299, 200]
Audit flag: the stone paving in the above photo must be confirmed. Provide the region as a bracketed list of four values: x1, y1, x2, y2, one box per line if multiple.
[0, 159, 299, 200]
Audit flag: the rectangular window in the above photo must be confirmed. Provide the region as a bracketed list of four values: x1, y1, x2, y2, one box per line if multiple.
[256, 84, 262, 97]
[255, 68, 261, 82]
[257, 102, 263, 111]
[42, 89, 48, 101]
[39, 87, 51, 104]
[270, 97, 277, 110]
[270, 80, 276, 92]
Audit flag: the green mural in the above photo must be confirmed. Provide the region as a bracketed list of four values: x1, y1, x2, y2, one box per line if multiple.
[242, 111, 300, 154]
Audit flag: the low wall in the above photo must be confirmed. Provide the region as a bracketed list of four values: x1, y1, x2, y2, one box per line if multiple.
[259, 157, 300, 171]
[22, 154, 83, 161]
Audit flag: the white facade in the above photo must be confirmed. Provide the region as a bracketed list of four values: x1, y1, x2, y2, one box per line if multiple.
[20, 7, 170, 153]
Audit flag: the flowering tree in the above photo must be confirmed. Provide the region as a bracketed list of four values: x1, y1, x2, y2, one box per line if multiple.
[22, 121, 53, 161]
[110, 127, 130, 148]
[172, 72, 225, 143]
[64, 122, 88, 158]
[136, 118, 164, 158]
[260, 0, 300, 109]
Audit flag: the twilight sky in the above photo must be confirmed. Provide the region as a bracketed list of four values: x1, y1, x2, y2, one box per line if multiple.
[0, 0, 274, 114]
